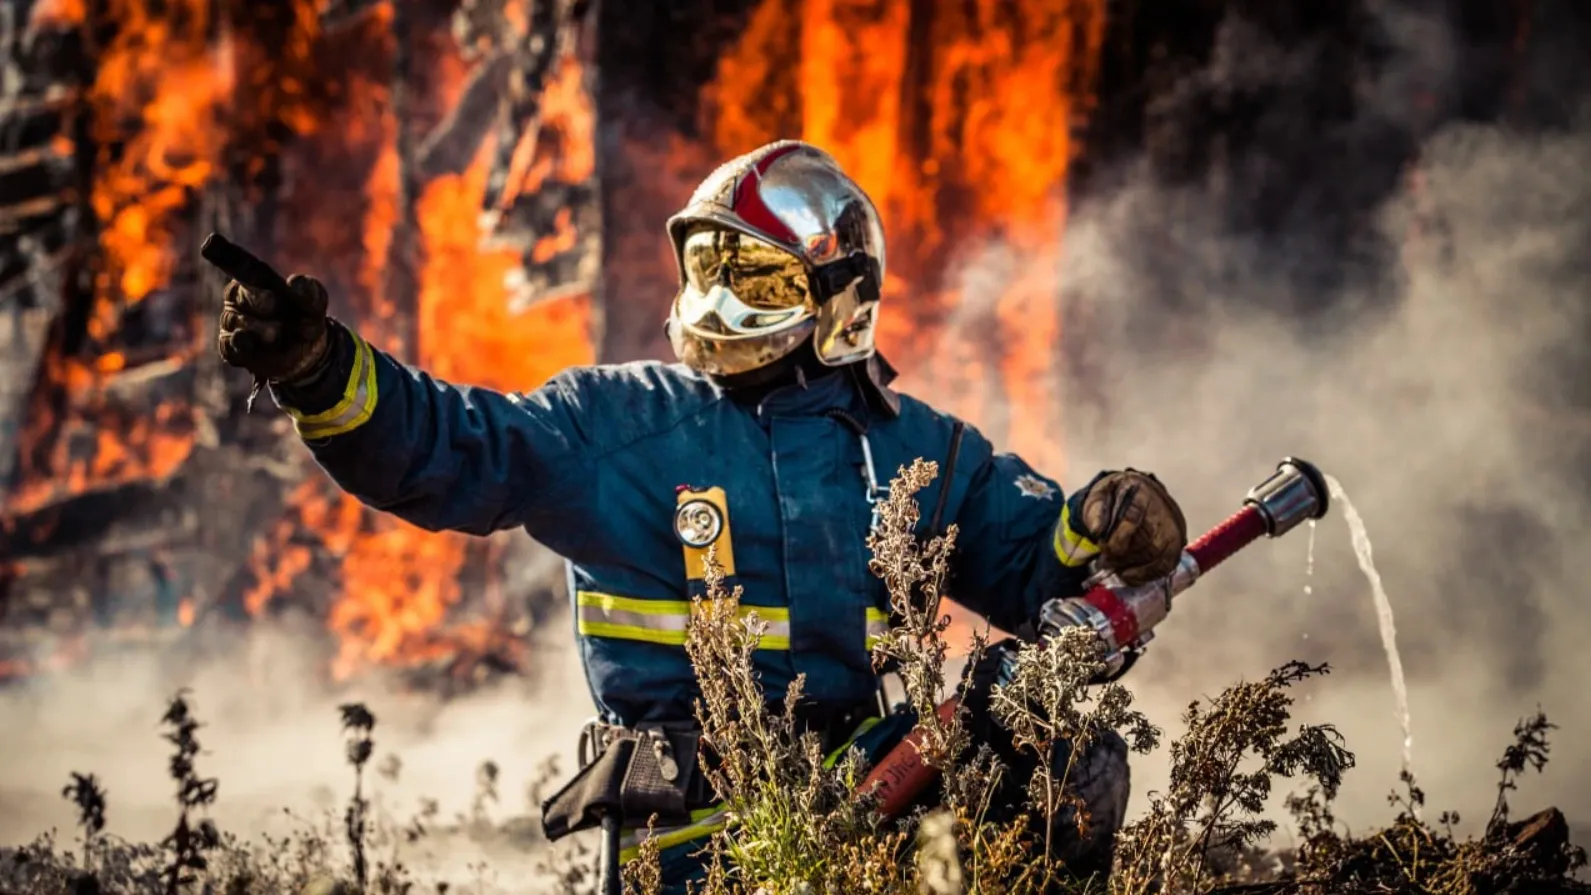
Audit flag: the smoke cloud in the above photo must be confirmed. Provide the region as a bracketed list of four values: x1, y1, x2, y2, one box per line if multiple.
[0, 608, 594, 883]
[912, 5, 1591, 839]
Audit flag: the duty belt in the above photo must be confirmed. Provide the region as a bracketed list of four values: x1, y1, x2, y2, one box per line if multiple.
[542, 702, 881, 846]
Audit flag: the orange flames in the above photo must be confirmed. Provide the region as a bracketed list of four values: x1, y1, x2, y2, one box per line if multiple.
[14, 0, 1105, 677]
[10, 0, 324, 520]
[8, 0, 237, 518]
[712, 0, 1105, 473]
[243, 6, 595, 679]
[89, 0, 231, 317]
[12, 0, 593, 682]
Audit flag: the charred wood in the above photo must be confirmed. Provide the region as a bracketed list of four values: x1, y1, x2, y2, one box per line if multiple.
[0, 8, 86, 515]
[319, 0, 388, 35]
[0, 87, 78, 127]
[478, 0, 565, 207]
[379, 0, 422, 363]
[0, 142, 73, 177]
[0, 477, 193, 561]
[0, 193, 71, 234]
[416, 50, 513, 182]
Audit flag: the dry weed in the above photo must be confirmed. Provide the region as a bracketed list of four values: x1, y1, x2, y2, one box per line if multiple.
[1110, 662, 1353, 895]
[1278, 711, 1588, 895]
[683, 545, 906, 893]
[2, 468, 1585, 895]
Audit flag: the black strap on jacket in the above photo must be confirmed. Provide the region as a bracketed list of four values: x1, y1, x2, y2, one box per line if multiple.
[928, 421, 965, 538]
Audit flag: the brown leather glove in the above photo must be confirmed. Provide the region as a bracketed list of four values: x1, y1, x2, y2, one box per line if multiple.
[1079, 469, 1188, 586]
[216, 274, 332, 384]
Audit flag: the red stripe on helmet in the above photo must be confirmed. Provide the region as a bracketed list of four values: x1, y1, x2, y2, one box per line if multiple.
[731, 144, 803, 246]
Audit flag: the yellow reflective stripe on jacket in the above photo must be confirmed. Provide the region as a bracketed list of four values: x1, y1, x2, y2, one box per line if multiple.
[864, 607, 890, 649]
[575, 591, 792, 650]
[1053, 503, 1100, 568]
[620, 804, 728, 862]
[289, 331, 379, 440]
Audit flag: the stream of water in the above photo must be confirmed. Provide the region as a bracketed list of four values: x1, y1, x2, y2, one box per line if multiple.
[1303, 519, 1316, 596]
[1325, 474, 1416, 782]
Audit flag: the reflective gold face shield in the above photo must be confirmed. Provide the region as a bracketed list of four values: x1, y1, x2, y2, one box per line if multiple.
[669, 228, 820, 376]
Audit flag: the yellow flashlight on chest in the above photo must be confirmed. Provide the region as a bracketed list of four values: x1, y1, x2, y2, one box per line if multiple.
[675, 485, 736, 581]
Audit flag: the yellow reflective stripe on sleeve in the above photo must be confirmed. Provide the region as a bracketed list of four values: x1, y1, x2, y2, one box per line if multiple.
[620, 804, 729, 862]
[291, 332, 379, 440]
[575, 591, 791, 650]
[865, 606, 891, 649]
[1053, 503, 1101, 568]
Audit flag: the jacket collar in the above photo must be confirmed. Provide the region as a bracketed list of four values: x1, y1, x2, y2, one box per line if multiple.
[723, 353, 901, 422]
[752, 363, 861, 419]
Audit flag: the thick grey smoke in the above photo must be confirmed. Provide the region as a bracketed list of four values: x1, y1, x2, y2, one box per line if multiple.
[910, 8, 1591, 838]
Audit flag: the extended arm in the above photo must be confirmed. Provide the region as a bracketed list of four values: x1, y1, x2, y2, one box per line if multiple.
[279, 324, 597, 545]
[215, 271, 601, 559]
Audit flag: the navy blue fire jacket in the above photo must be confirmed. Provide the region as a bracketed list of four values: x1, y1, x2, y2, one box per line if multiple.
[274, 323, 1103, 726]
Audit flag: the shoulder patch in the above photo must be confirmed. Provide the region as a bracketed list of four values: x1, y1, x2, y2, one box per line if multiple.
[1013, 474, 1056, 501]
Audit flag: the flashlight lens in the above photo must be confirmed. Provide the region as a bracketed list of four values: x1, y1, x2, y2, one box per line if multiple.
[674, 499, 723, 548]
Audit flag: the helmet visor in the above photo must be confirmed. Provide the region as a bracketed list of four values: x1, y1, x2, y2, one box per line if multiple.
[676, 228, 814, 337]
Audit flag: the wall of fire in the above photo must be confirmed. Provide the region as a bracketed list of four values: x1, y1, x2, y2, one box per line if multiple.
[0, 0, 1582, 686]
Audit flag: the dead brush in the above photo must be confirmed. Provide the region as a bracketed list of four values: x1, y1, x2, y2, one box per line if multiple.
[980, 625, 1161, 891]
[867, 458, 970, 771]
[1282, 710, 1588, 895]
[864, 458, 1041, 893]
[339, 703, 377, 893]
[865, 460, 1161, 893]
[467, 761, 501, 837]
[159, 691, 221, 895]
[682, 543, 908, 893]
[62, 772, 108, 877]
[1108, 661, 1354, 895]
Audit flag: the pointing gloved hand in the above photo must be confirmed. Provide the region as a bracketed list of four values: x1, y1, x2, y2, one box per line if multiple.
[1078, 469, 1188, 586]
[216, 274, 332, 384]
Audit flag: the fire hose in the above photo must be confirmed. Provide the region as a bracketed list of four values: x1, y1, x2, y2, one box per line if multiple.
[859, 457, 1332, 821]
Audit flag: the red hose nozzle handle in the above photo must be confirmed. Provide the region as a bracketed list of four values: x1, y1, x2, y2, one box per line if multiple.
[1187, 457, 1330, 573]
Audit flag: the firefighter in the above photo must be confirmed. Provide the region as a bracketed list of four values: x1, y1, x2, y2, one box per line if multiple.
[216, 140, 1188, 889]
